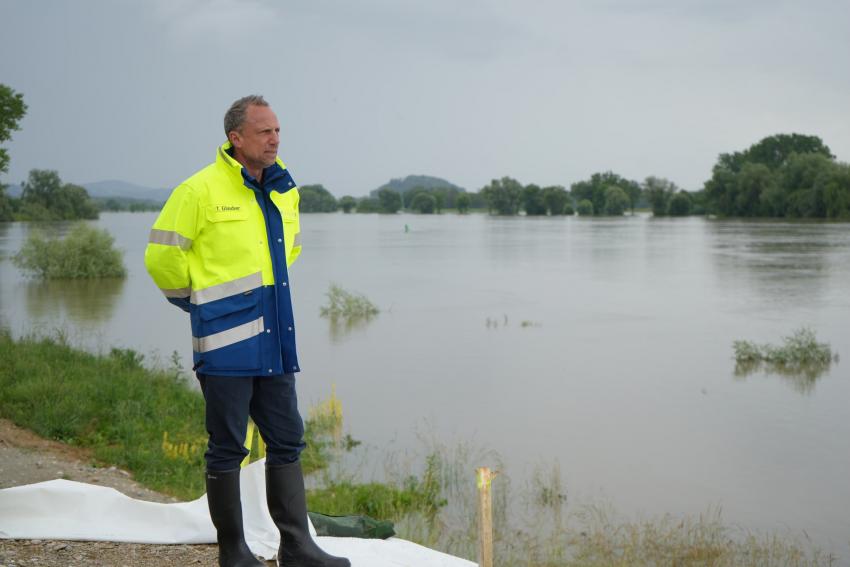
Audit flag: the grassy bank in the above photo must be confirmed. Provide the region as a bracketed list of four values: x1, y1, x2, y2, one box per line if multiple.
[0, 332, 838, 565]
[0, 331, 436, 514]
[0, 331, 341, 499]
[0, 331, 206, 498]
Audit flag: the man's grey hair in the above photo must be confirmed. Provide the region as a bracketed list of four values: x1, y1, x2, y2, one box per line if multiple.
[224, 95, 269, 136]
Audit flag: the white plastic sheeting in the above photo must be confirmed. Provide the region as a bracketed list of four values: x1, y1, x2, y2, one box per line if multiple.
[0, 459, 476, 566]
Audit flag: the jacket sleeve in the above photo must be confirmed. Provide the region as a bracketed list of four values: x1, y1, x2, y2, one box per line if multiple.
[144, 183, 201, 312]
[287, 188, 302, 267]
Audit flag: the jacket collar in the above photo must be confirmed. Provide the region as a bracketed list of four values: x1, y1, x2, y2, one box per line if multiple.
[216, 142, 291, 192]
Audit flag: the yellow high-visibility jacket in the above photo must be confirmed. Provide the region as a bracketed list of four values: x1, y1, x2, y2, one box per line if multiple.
[145, 142, 302, 376]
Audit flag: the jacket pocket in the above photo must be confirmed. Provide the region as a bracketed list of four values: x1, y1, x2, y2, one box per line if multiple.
[192, 290, 263, 372]
[199, 204, 259, 276]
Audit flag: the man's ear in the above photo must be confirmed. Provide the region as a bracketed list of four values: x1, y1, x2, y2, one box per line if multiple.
[228, 130, 241, 148]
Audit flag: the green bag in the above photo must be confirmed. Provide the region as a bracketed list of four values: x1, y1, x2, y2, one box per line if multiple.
[308, 511, 396, 539]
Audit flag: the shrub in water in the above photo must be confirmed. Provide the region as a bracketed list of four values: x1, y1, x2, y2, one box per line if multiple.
[320, 284, 379, 319]
[734, 327, 832, 366]
[12, 224, 126, 279]
[733, 327, 835, 387]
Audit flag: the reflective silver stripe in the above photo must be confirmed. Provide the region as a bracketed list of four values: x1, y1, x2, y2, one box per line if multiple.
[190, 271, 263, 305]
[293, 233, 302, 247]
[160, 287, 190, 298]
[192, 316, 264, 353]
[149, 229, 192, 251]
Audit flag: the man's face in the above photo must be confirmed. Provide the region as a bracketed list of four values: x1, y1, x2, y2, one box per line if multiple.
[229, 104, 280, 170]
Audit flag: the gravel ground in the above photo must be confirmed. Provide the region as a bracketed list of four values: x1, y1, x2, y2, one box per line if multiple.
[0, 418, 250, 567]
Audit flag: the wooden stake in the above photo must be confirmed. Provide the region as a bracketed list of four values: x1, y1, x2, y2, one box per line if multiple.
[477, 467, 494, 567]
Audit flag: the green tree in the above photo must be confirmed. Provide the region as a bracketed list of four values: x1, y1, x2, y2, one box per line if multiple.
[623, 179, 642, 214]
[703, 133, 841, 218]
[410, 192, 436, 214]
[0, 186, 13, 221]
[643, 176, 678, 217]
[739, 133, 833, 171]
[0, 85, 27, 222]
[456, 193, 471, 214]
[376, 188, 402, 214]
[689, 189, 708, 215]
[821, 162, 850, 219]
[432, 188, 446, 213]
[481, 177, 522, 215]
[735, 163, 775, 217]
[571, 171, 639, 216]
[778, 152, 834, 218]
[667, 191, 693, 216]
[356, 197, 380, 213]
[59, 183, 99, 220]
[603, 186, 630, 216]
[404, 186, 428, 211]
[339, 195, 356, 213]
[704, 166, 738, 216]
[18, 170, 98, 221]
[542, 185, 569, 215]
[0, 84, 27, 176]
[521, 184, 547, 216]
[576, 199, 593, 216]
[299, 184, 338, 212]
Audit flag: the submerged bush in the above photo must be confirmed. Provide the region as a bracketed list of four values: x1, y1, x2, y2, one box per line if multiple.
[734, 327, 833, 367]
[320, 284, 379, 319]
[12, 224, 126, 279]
[734, 327, 836, 388]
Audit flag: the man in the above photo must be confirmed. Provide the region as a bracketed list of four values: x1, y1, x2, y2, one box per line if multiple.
[145, 95, 349, 567]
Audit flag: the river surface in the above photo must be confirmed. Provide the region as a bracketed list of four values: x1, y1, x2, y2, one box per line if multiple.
[1, 212, 848, 559]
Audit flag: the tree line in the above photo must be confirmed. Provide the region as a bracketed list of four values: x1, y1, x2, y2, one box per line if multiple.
[300, 173, 696, 217]
[3, 84, 849, 220]
[704, 134, 849, 218]
[0, 169, 100, 222]
[301, 133, 850, 220]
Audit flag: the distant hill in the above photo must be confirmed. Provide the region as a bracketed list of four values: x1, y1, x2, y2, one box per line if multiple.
[2, 179, 171, 204]
[370, 175, 465, 197]
[82, 180, 172, 203]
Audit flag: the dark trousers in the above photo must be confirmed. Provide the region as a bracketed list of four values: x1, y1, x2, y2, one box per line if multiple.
[197, 373, 306, 471]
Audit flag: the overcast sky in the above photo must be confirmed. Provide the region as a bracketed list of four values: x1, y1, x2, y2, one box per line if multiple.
[2, 0, 848, 196]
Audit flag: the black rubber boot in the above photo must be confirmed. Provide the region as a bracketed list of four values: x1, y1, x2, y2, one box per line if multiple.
[266, 461, 351, 567]
[206, 469, 265, 567]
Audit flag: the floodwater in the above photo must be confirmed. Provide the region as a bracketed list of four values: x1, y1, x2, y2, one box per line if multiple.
[1, 212, 849, 559]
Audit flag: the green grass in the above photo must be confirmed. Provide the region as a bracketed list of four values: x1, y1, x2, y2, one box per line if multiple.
[0, 331, 340, 500]
[0, 331, 204, 499]
[12, 223, 126, 279]
[307, 452, 446, 524]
